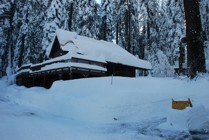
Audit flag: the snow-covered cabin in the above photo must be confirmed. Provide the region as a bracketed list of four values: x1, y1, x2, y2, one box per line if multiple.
[16, 29, 151, 88]
[47, 29, 151, 74]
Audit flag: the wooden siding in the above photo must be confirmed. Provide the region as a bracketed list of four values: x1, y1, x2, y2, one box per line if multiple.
[106, 62, 136, 77]
[16, 57, 106, 89]
[49, 37, 68, 58]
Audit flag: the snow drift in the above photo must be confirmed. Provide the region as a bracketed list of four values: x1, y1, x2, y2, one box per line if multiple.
[0, 76, 209, 139]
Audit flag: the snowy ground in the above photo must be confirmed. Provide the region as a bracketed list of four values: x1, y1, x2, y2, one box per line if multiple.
[0, 76, 209, 140]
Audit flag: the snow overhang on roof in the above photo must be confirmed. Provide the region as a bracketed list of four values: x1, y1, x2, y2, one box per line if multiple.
[47, 29, 152, 70]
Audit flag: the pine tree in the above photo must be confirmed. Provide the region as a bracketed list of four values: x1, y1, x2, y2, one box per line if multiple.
[3, 0, 19, 79]
[76, 0, 100, 39]
[0, 0, 11, 74]
[26, 0, 47, 64]
[160, 0, 186, 66]
[200, 0, 209, 41]
[138, 0, 159, 57]
[13, 0, 29, 68]
[138, 0, 176, 76]
[113, 0, 129, 50]
[65, 0, 74, 31]
[138, 0, 147, 59]
[112, 0, 121, 45]
[14, 0, 47, 67]
[129, 0, 140, 55]
[99, 0, 114, 42]
[42, 0, 68, 58]
[65, 0, 81, 32]
[113, 0, 140, 54]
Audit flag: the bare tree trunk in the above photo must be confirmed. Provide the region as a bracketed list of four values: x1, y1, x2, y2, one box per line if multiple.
[6, 2, 17, 77]
[116, 22, 119, 44]
[18, 34, 26, 67]
[124, 0, 131, 52]
[184, 0, 206, 79]
[101, 15, 107, 40]
[146, 5, 151, 51]
[125, 8, 129, 50]
[128, 4, 131, 53]
[68, 2, 74, 31]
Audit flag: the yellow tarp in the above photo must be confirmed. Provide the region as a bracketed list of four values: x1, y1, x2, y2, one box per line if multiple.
[172, 98, 193, 110]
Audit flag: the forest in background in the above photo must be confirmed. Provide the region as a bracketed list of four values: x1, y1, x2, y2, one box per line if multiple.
[0, 0, 209, 79]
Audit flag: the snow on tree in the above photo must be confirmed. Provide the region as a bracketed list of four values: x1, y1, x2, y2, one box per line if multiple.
[42, 0, 69, 58]
[2, 0, 19, 80]
[65, 0, 74, 31]
[0, 1, 10, 52]
[1, 0, 207, 78]
[25, 0, 47, 64]
[138, 0, 159, 57]
[200, 0, 209, 41]
[129, 0, 140, 55]
[138, 0, 174, 76]
[112, 0, 121, 45]
[138, 0, 147, 59]
[0, 0, 11, 74]
[112, 0, 140, 54]
[159, 0, 186, 66]
[98, 0, 114, 42]
[75, 0, 100, 39]
[151, 50, 175, 77]
[12, 0, 47, 68]
[13, 0, 29, 68]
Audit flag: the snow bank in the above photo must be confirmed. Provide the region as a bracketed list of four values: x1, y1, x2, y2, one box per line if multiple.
[188, 105, 209, 131]
[4, 77, 209, 124]
[1, 76, 209, 139]
[160, 104, 209, 132]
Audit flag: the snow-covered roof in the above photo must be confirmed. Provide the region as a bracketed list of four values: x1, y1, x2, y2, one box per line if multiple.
[47, 29, 152, 70]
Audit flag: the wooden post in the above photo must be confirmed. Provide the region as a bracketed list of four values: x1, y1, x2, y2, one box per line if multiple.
[111, 74, 113, 85]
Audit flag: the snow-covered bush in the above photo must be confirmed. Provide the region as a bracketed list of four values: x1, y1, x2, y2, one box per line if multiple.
[149, 50, 175, 77]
